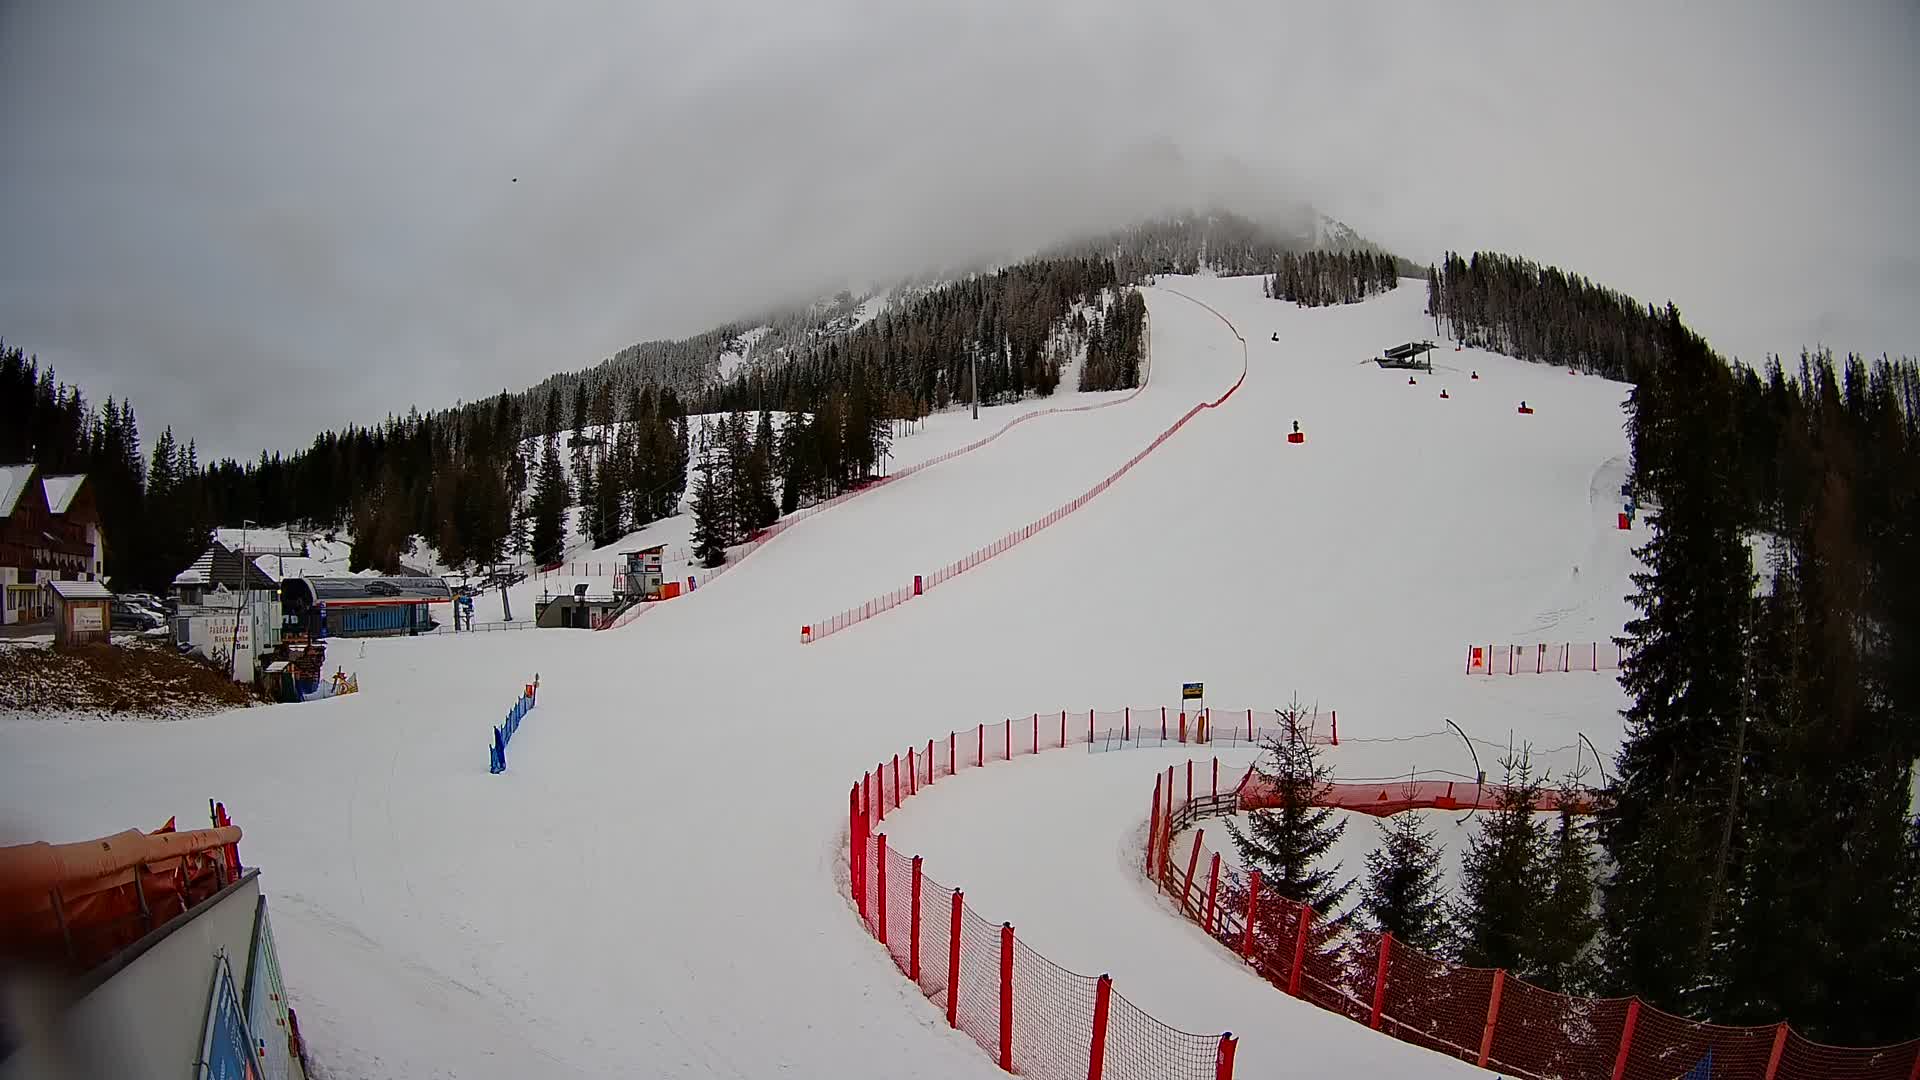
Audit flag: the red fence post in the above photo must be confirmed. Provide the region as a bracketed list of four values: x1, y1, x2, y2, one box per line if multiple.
[1213, 757, 1219, 797]
[909, 855, 923, 982]
[1180, 710, 1188, 743]
[1186, 759, 1193, 805]
[1241, 870, 1261, 959]
[1477, 968, 1506, 1067]
[1033, 713, 1039, 754]
[1204, 853, 1221, 932]
[1161, 706, 1167, 740]
[1146, 774, 1163, 876]
[999, 923, 1015, 1072]
[1763, 1022, 1788, 1080]
[1331, 710, 1338, 745]
[877, 763, 887, 821]
[977, 723, 984, 766]
[851, 783, 868, 922]
[1609, 998, 1641, 1080]
[908, 747, 917, 796]
[1216, 1033, 1237, 1080]
[893, 754, 901, 807]
[1182, 829, 1206, 913]
[927, 739, 935, 785]
[1124, 707, 1130, 740]
[1088, 974, 1112, 1080]
[876, 834, 890, 948]
[1005, 720, 1011, 761]
[947, 890, 964, 1029]
[1060, 709, 1066, 748]
[1370, 933, 1392, 1029]
[1287, 905, 1314, 997]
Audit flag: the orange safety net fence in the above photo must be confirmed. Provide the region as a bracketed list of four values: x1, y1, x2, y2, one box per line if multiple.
[849, 712, 1235, 1080]
[1150, 770, 1920, 1080]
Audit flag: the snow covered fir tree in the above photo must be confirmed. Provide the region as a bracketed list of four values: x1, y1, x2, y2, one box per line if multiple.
[1227, 700, 1354, 922]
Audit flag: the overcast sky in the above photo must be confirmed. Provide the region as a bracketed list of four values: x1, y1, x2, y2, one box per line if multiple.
[2, 2, 1915, 460]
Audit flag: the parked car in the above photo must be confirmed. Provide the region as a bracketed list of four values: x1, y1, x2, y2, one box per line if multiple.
[110, 599, 163, 631]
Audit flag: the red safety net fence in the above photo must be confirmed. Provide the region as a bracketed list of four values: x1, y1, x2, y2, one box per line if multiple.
[848, 711, 1237, 1080]
[804, 296, 1246, 646]
[1467, 641, 1627, 675]
[1146, 768, 1920, 1080]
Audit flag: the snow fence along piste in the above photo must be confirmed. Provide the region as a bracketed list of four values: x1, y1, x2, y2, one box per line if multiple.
[486, 677, 539, 774]
[1144, 767, 1920, 1080]
[1466, 641, 1627, 675]
[601, 308, 1155, 633]
[848, 710, 1239, 1080]
[804, 292, 1241, 644]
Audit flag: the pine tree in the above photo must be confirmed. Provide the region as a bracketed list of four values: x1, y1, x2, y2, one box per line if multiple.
[689, 450, 729, 568]
[529, 436, 569, 565]
[1358, 810, 1451, 953]
[1455, 749, 1547, 972]
[1226, 699, 1353, 917]
[1532, 777, 1600, 993]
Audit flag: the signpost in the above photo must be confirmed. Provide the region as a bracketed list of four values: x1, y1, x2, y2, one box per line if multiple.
[197, 950, 259, 1080]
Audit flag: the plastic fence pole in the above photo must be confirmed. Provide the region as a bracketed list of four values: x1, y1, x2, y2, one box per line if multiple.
[1087, 975, 1112, 1080]
[1033, 713, 1039, 755]
[1162, 706, 1167, 741]
[950, 731, 956, 775]
[1216, 1034, 1237, 1080]
[999, 923, 1015, 1071]
[909, 856, 923, 982]
[1060, 709, 1066, 749]
[876, 834, 889, 947]
[1124, 707, 1130, 740]
[1213, 757, 1219, 797]
[1287, 906, 1314, 997]
[978, 724, 984, 766]
[947, 890, 964, 1029]
[1476, 968, 1507, 1067]
[927, 739, 935, 785]
[1204, 853, 1221, 933]
[1331, 710, 1338, 745]
[1609, 998, 1641, 1080]
[1246, 708, 1253, 742]
[1146, 775, 1162, 876]
[1180, 710, 1187, 744]
[876, 765, 886, 822]
[908, 747, 916, 796]
[1182, 829, 1205, 913]
[1370, 934, 1393, 1029]
[1241, 871, 1261, 959]
[1762, 1023, 1788, 1080]
[1187, 759, 1193, 805]
[850, 784, 867, 922]
[1004, 720, 1011, 762]
[892, 754, 901, 809]
[1088, 708, 1094, 745]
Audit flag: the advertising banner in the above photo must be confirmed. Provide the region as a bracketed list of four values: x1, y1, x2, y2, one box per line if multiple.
[198, 951, 259, 1080]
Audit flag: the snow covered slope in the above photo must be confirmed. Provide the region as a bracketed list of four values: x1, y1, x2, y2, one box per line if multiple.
[0, 276, 1641, 1079]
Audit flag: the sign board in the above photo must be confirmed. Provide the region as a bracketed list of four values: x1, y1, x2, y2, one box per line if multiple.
[198, 951, 260, 1080]
[72, 605, 104, 632]
[1181, 682, 1204, 701]
[244, 898, 295, 1080]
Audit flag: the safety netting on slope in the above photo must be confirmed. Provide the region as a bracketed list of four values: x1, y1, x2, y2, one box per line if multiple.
[847, 708, 1234, 1080]
[1149, 770, 1920, 1080]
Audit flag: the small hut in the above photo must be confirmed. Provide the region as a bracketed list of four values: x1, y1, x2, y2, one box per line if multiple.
[48, 579, 112, 646]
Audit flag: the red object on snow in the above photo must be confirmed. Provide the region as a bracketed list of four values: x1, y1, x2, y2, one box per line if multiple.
[1518, 406, 1535, 415]
[1471, 371, 1479, 379]
[1619, 513, 1631, 530]
[1440, 389, 1450, 399]
[1287, 431, 1305, 444]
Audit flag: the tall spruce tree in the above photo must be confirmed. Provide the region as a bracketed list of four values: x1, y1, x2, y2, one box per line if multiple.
[1226, 700, 1353, 918]
[1358, 810, 1451, 953]
[1531, 776, 1600, 993]
[1455, 749, 1547, 973]
[529, 436, 569, 565]
[689, 449, 729, 568]
[1603, 306, 1754, 1012]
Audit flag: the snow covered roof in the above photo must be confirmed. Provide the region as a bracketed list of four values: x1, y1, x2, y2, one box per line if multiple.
[47, 579, 112, 600]
[173, 549, 215, 587]
[210, 527, 305, 556]
[252, 554, 351, 583]
[40, 473, 85, 513]
[0, 464, 36, 518]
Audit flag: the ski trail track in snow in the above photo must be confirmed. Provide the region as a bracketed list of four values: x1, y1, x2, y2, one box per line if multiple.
[0, 276, 1642, 1079]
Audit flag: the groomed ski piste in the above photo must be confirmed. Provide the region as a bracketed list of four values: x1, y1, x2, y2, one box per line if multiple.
[0, 274, 1645, 1078]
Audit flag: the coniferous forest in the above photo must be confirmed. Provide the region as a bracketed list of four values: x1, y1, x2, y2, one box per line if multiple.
[1262, 250, 1401, 307]
[1418, 251, 1920, 1043]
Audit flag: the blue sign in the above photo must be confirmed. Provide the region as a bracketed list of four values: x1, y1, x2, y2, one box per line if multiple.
[199, 951, 259, 1080]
